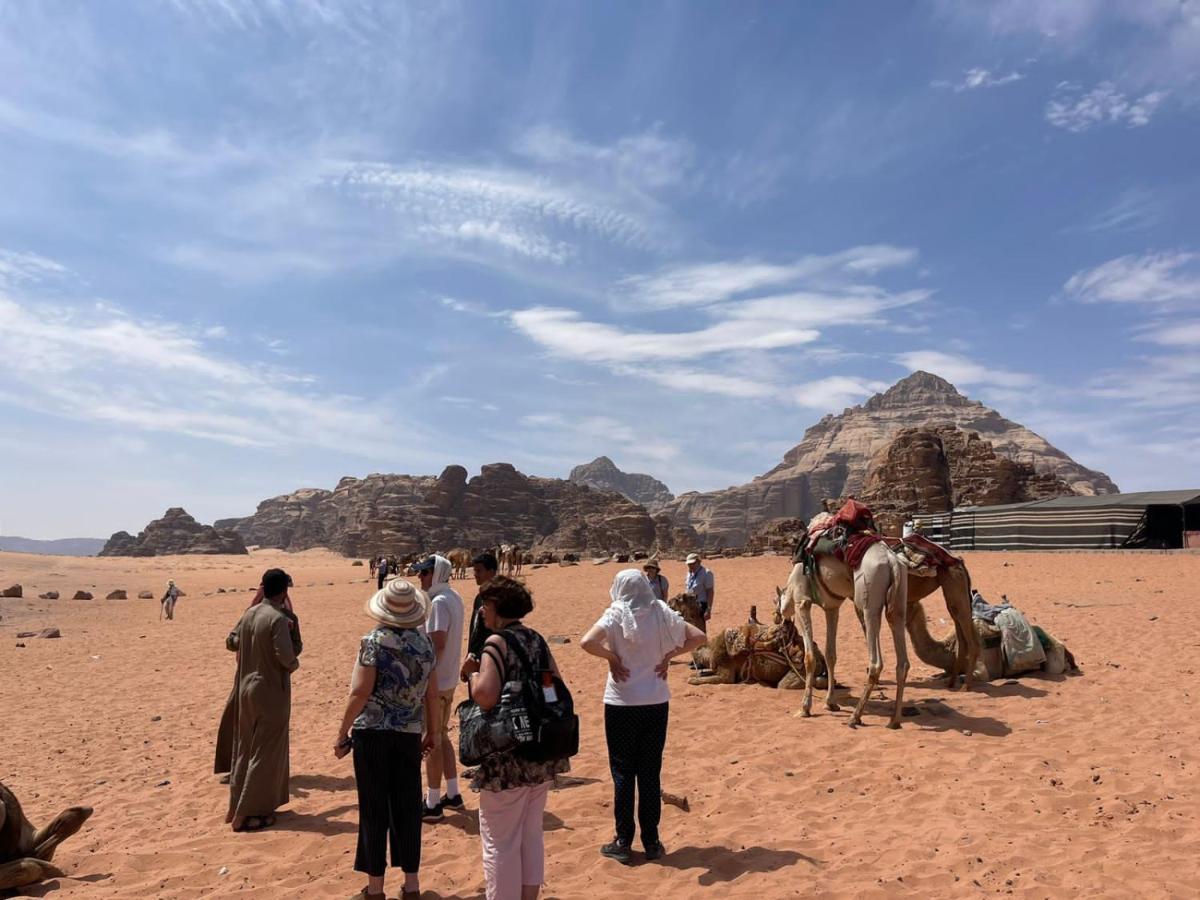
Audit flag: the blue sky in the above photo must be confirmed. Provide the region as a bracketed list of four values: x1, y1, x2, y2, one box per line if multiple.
[1, 1, 1198, 539]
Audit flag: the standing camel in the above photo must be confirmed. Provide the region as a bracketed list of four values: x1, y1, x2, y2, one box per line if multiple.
[778, 542, 910, 728]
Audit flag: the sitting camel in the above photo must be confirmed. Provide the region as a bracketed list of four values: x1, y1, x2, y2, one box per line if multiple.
[666, 592, 708, 667]
[684, 606, 828, 690]
[0, 782, 93, 891]
[906, 600, 1079, 681]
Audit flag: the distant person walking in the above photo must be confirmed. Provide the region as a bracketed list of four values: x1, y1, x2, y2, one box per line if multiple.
[160, 580, 181, 621]
[225, 568, 299, 832]
[413, 555, 465, 819]
[460, 576, 570, 900]
[334, 577, 438, 900]
[642, 558, 669, 602]
[377, 556, 390, 591]
[461, 551, 499, 682]
[581, 569, 707, 864]
[684, 554, 715, 622]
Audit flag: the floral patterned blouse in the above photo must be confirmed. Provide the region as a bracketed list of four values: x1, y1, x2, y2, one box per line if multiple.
[468, 623, 570, 793]
[353, 625, 435, 734]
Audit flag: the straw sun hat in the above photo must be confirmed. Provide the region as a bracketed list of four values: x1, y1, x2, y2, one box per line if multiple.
[365, 578, 429, 629]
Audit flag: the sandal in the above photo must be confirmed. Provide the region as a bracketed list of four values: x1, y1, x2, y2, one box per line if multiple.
[234, 814, 276, 832]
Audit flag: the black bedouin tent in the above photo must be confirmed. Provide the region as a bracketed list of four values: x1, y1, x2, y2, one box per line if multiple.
[914, 490, 1200, 551]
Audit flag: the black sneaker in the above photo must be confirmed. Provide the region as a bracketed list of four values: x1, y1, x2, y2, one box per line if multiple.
[440, 793, 464, 810]
[600, 840, 632, 864]
[421, 803, 443, 821]
[643, 841, 665, 861]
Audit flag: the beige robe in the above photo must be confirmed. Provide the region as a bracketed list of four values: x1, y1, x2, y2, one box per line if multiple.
[226, 602, 299, 820]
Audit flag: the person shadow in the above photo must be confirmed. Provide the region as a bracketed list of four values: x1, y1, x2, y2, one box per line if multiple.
[15, 872, 113, 897]
[656, 844, 817, 885]
[274, 803, 358, 835]
[290, 773, 356, 797]
[438, 808, 568, 838]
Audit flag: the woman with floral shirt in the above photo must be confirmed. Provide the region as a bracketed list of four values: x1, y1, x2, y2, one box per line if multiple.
[335, 578, 438, 900]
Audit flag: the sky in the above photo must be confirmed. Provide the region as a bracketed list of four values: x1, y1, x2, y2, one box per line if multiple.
[1, 1, 1198, 539]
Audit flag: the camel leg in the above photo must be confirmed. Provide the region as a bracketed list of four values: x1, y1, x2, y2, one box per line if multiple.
[848, 602, 882, 728]
[796, 600, 818, 717]
[886, 599, 910, 730]
[687, 670, 735, 685]
[31, 805, 93, 862]
[823, 604, 841, 712]
[0, 858, 66, 890]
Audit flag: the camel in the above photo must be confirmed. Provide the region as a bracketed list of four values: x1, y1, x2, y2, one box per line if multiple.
[778, 542, 910, 728]
[686, 608, 828, 690]
[905, 600, 1079, 680]
[498, 544, 522, 577]
[666, 592, 708, 667]
[447, 547, 471, 580]
[0, 782, 93, 891]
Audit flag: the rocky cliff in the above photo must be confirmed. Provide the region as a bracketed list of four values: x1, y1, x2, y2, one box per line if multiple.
[100, 507, 248, 556]
[216, 463, 661, 557]
[568, 456, 674, 510]
[858, 425, 1074, 532]
[662, 371, 1116, 546]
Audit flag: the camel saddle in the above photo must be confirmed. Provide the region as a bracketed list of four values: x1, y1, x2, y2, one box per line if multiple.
[882, 533, 961, 576]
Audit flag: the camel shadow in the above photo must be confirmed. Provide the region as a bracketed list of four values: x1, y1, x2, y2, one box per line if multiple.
[971, 681, 1049, 700]
[438, 808, 568, 838]
[290, 773, 355, 796]
[12, 873, 113, 897]
[274, 803, 358, 835]
[550, 775, 602, 792]
[656, 844, 816, 885]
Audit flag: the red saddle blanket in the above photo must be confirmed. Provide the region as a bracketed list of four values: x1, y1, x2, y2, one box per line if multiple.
[839, 531, 885, 569]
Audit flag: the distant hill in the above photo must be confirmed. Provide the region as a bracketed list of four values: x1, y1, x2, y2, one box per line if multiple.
[0, 536, 106, 556]
[568, 456, 674, 510]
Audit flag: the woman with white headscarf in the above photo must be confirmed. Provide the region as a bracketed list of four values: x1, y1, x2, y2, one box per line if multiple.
[581, 569, 707, 865]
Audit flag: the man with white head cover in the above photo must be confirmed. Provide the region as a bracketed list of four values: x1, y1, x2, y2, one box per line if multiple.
[581, 569, 707, 865]
[413, 554, 465, 820]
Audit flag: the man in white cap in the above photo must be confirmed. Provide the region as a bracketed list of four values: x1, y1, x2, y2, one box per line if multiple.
[413, 555, 465, 820]
[684, 553, 714, 622]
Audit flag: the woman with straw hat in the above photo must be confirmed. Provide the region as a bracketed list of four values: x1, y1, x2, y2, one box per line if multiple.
[334, 578, 440, 900]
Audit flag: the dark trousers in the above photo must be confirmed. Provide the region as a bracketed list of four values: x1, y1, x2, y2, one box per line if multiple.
[352, 729, 423, 876]
[377, 572, 386, 590]
[604, 702, 669, 847]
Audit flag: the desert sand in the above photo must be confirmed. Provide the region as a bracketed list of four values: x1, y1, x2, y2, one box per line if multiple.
[2, 548, 1199, 898]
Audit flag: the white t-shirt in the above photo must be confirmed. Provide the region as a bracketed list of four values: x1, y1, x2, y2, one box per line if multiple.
[425, 585, 464, 692]
[595, 603, 688, 707]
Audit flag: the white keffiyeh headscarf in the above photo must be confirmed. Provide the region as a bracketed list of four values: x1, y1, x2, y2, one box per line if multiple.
[429, 554, 453, 596]
[606, 568, 686, 661]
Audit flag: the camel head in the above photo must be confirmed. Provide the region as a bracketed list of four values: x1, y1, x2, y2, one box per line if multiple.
[667, 592, 705, 631]
[774, 584, 797, 624]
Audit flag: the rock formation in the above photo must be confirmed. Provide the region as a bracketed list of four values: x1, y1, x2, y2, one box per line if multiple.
[99, 508, 248, 557]
[568, 456, 674, 510]
[662, 371, 1116, 546]
[746, 518, 807, 555]
[218, 463, 661, 558]
[859, 425, 1072, 531]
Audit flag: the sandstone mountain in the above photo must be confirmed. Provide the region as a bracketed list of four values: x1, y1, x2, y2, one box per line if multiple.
[100, 507, 248, 557]
[215, 463, 661, 558]
[568, 456, 674, 510]
[858, 425, 1074, 532]
[662, 371, 1116, 546]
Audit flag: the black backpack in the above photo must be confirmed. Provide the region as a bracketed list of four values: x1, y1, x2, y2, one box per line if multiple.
[498, 630, 579, 762]
[457, 629, 579, 766]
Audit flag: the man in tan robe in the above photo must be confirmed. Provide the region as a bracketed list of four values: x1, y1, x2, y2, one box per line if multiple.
[225, 568, 299, 831]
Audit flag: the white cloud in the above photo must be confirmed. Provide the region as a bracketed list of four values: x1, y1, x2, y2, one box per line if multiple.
[329, 161, 656, 253]
[791, 376, 892, 410]
[934, 67, 1025, 91]
[0, 292, 420, 457]
[1045, 82, 1168, 131]
[513, 124, 694, 190]
[0, 248, 69, 286]
[1141, 320, 1200, 346]
[509, 306, 819, 363]
[619, 245, 918, 309]
[1063, 252, 1200, 305]
[421, 220, 571, 264]
[1088, 352, 1200, 409]
[894, 350, 1036, 388]
[1078, 188, 1164, 234]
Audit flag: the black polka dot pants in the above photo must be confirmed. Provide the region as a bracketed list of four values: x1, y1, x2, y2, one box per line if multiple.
[604, 702, 669, 847]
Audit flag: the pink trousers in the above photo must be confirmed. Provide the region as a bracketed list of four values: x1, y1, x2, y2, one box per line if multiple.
[478, 781, 550, 900]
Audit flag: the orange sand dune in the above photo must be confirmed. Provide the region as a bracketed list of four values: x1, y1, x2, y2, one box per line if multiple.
[2, 549, 1199, 898]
